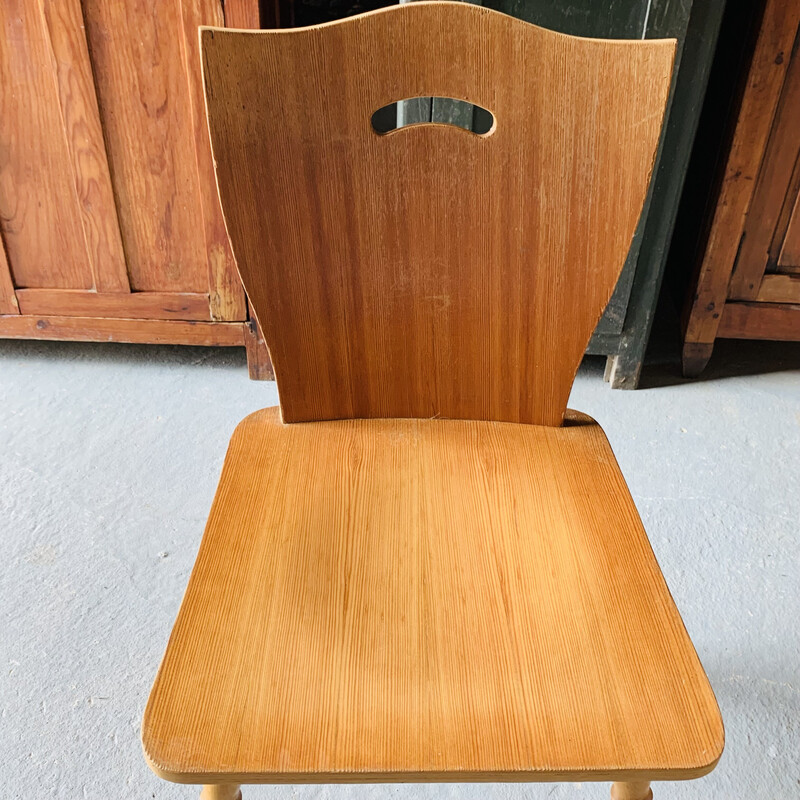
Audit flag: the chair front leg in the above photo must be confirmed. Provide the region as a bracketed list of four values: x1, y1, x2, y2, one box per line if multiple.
[611, 781, 653, 800]
[199, 784, 242, 800]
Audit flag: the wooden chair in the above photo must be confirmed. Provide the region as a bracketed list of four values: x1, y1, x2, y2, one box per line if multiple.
[142, 4, 723, 798]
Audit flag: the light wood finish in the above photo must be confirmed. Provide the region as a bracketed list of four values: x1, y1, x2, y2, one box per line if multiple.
[681, 0, 800, 356]
[755, 274, 800, 304]
[728, 36, 800, 300]
[15, 289, 213, 321]
[40, 0, 130, 294]
[201, 2, 674, 425]
[0, 315, 245, 347]
[0, 0, 92, 289]
[199, 784, 241, 800]
[144, 407, 723, 784]
[611, 781, 653, 800]
[717, 301, 800, 341]
[179, 0, 248, 321]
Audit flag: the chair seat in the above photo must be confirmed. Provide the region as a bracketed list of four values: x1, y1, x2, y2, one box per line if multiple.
[142, 407, 723, 785]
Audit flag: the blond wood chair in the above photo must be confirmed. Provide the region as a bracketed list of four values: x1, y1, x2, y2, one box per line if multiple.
[142, 4, 723, 799]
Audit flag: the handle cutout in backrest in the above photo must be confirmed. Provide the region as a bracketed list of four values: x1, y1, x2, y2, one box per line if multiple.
[200, 3, 676, 426]
[371, 98, 495, 136]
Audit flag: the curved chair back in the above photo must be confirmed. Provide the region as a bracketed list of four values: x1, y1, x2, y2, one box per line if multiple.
[201, 2, 674, 424]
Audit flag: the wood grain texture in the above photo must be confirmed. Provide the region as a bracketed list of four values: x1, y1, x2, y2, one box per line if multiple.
[717, 301, 800, 340]
[0, 315, 244, 346]
[200, 785, 241, 800]
[769, 142, 800, 271]
[143, 408, 723, 783]
[0, 234, 19, 315]
[82, 0, 208, 293]
[40, 0, 130, 294]
[222, 0, 261, 28]
[729, 35, 800, 300]
[15, 289, 212, 321]
[243, 318, 274, 379]
[611, 782, 652, 800]
[778, 180, 800, 269]
[0, 0, 93, 289]
[755, 273, 800, 304]
[179, 0, 247, 321]
[682, 0, 800, 348]
[201, 2, 674, 425]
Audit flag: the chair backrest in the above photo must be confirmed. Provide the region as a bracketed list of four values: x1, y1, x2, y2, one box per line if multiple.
[201, 2, 674, 425]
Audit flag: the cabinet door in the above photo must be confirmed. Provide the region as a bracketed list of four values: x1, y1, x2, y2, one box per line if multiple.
[0, 0, 247, 324]
[727, 33, 800, 305]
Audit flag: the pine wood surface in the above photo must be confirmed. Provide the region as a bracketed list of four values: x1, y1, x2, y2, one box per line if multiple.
[0, 0, 93, 289]
[40, 0, 130, 294]
[15, 289, 213, 321]
[82, 0, 209, 294]
[143, 407, 723, 784]
[0, 315, 245, 346]
[222, 0, 262, 28]
[179, 0, 248, 321]
[201, 2, 674, 426]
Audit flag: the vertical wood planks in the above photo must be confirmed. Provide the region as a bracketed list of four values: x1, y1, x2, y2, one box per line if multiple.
[180, 0, 247, 320]
[0, 0, 93, 289]
[82, 0, 209, 293]
[39, 0, 130, 293]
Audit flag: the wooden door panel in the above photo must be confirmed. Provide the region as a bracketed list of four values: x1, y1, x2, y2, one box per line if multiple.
[729, 30, 800, 300]
[0, 0, 93, 290]
[40, 0, 130, 294]
[82, 0, 209, 294]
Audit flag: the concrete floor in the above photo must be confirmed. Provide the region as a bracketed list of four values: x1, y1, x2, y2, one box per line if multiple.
[1, 337, 798, 799]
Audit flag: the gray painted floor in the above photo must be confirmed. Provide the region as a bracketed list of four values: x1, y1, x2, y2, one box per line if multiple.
[1, 338, 798, 799]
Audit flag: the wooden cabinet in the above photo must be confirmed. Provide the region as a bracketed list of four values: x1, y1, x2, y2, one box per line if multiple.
[0, 0, 271, 377]
[681, 0, 800, 376]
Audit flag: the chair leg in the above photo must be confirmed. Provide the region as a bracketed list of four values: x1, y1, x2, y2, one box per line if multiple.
[611, 781, 653, 800]
[199, 785, 242, 800]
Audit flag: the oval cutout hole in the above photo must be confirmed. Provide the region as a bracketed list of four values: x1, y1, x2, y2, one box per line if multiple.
[371, 98, 495, 136]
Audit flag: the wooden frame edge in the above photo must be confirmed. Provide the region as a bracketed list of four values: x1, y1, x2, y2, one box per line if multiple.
[0, 314, 245, 346]
[717, 300, 800, 340]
